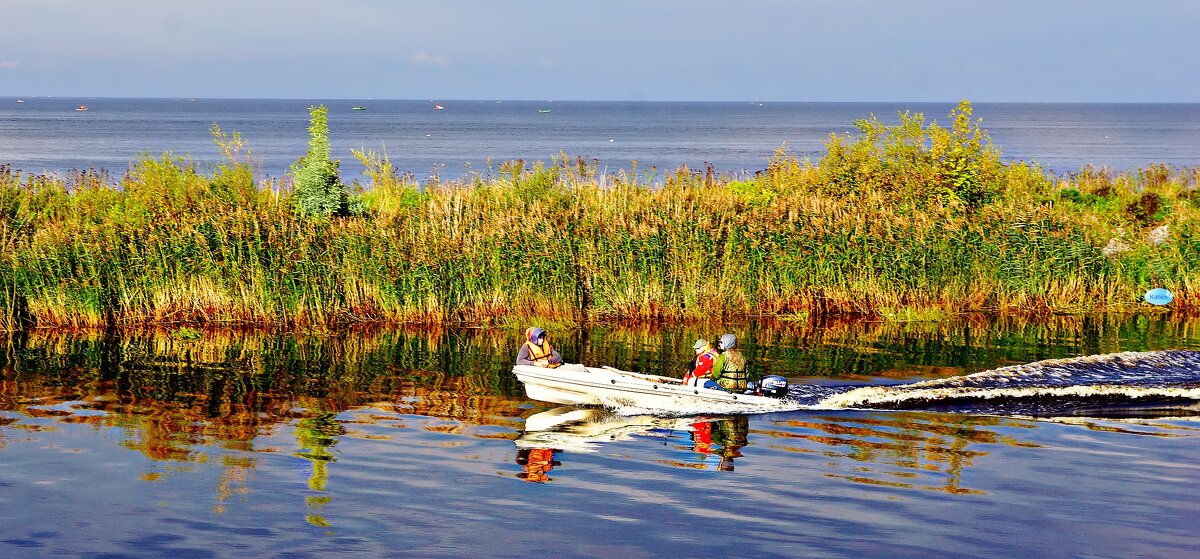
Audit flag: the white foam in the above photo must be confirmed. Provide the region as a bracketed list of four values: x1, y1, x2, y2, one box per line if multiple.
[817, 384, 1200, 410]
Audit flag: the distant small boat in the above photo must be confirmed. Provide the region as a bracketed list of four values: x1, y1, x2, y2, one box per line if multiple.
[16, 99, 24, 103]
[538, 108, 552, 113]
[76, 105, 88, 111]
[352, 106, 367, 111]
[434, 104, 444, 110]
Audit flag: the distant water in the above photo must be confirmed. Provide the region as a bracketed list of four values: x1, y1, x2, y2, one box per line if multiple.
[1, 98, 1199, 181]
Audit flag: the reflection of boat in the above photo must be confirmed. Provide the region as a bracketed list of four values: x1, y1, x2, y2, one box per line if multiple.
[516, 406, 709, 452]
[434, 104, 444, 110]
[512, 363, 793, 413]
[76, 105, 88, 111]
[352, 106, 366, 111]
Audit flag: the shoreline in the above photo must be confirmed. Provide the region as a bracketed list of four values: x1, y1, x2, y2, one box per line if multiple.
[0, 101, 1196, 332]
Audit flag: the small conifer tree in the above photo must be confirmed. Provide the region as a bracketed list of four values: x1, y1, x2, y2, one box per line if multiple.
[292, 105, 344, 217]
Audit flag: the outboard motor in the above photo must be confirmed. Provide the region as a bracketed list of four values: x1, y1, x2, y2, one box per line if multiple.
[745, 375, 789, 398]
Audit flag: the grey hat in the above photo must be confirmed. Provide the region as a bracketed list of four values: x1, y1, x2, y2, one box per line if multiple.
[692, 338, 708, 351]
[719, 333, 737, 350]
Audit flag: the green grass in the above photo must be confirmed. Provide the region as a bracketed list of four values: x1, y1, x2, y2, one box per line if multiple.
[0, 100, 1196, 330]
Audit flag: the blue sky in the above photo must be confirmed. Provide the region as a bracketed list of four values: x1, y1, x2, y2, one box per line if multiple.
[2, 0, 1198, 101]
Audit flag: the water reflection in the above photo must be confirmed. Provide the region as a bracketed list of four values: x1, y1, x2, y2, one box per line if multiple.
[514, 407, 753, 480]
[515, 448, 559, 482]
[1, 319, 1198, 557]
[1, 317, 1197, 495]
[295, 411, 341, 527]
[514, 405, 1024, 493]
[761, 413, 1033, 494]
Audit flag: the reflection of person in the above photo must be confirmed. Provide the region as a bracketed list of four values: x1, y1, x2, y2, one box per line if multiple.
[516, 447, 560, 482]
[682, 338, 720, 388]
[690, 420, 715, 455]
[516, 327, 563, 367]
[690, 417, 750, 471]
[711, 416, 749, 471]
[712, 333, 749, 393]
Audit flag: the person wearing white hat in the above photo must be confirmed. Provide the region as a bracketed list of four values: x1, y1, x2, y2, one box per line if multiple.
[682, 338, 719, 387]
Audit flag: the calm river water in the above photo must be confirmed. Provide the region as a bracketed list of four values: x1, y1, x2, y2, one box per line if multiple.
[2, 316, 1199, 558]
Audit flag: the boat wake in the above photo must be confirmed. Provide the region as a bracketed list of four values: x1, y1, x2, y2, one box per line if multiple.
[609, 350, 1200, 419]
[810, 350, 1200, 418]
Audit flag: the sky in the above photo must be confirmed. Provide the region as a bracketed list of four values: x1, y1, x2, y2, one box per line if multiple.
[1, 0, 1198, 102]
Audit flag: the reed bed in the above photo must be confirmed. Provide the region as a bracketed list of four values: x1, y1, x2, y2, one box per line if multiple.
[0, 101, 1196, 330]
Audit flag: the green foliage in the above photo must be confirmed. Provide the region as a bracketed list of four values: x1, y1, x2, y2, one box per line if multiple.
[1058, 188, 1104, 206]
[815, 100, 1004, 213]
[292, 105, 346, 217]
[171, 327, 202, 340]
[726, 179, 776, 206]
[352, 147, 424, 221]
[1183, 189, 1200, 209]
[209, 123, 258, 205]
[0, 102, 1196, 330]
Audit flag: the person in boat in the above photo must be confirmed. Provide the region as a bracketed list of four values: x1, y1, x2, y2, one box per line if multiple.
[682, 338, 721, 389]
[516, 327, 563, 368]
[711, 333, 749, 393]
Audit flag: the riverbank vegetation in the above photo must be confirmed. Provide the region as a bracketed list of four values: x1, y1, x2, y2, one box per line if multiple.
[0, 101, 1196, 330]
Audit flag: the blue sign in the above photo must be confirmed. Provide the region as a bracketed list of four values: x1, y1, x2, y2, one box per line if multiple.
[1144, 288, 1174, 306]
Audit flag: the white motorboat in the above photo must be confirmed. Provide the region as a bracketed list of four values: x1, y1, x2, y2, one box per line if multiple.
[512, 363, 796, 414]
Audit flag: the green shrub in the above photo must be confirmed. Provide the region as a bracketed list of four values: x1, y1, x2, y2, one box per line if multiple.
[292, 105, 346, 217]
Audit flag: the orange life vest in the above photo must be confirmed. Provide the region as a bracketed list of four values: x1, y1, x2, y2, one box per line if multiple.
[523, 339, 554, 363]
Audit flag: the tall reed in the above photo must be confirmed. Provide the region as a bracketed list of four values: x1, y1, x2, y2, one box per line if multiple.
[0, 101, 1196, 330]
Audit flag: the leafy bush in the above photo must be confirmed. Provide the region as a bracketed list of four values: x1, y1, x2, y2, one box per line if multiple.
[292, 105, 346, 217]
[815, 100, 1004, 213]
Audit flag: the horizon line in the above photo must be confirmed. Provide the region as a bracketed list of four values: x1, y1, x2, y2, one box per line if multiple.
[4, 95, 1200, 105]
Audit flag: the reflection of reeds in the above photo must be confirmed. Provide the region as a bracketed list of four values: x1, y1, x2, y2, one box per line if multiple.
[0, 327, 534, 465]
[765, 413, 1025, 494]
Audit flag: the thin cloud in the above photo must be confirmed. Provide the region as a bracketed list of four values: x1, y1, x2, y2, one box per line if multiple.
[409, 51, 448, 67]
[0, 61, 18, 69]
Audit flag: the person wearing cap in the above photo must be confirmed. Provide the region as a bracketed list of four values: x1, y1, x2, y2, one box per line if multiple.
[682, 338, 719, 387]
[711, 333, 749, 392]
[517, 327, 563, 367]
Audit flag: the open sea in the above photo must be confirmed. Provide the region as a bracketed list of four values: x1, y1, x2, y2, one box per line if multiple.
[1, 98, 1199, 180]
